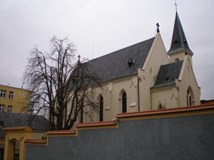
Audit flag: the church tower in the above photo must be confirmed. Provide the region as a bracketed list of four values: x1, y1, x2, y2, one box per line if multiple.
[168, 12, 193, 64]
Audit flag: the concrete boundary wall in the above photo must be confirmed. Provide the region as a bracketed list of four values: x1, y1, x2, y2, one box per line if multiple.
[25, 104, 214, 160]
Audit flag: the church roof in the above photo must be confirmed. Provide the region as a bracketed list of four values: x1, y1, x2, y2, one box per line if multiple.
[0, 112, 49, 138]
[168, 12, 193, 55]
[153, 60, 183, 88]
[86, 37, 155, 83]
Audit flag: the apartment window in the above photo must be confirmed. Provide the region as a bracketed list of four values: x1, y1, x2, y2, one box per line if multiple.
[7, 105, 12, 112]
[0, 90, 6, 98]
[0, 104, 5, 112]
[9, 91, 14, 99]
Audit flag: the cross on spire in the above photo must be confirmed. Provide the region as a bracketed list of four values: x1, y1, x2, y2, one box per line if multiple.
[78, 55, 81, 61]
[175, 0, 178, 11]
[156, 23, 160, 33]
[77, 55, 81, 64]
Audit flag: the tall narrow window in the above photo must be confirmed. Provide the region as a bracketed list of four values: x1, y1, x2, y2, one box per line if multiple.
[8, 105, 12, 112]
[0, 104, 5, 112]
[187, 87, 194, 106]
[80, 108, 84, 123]
[122, 91, 127, 113]
[99, 96, 104, 121]
[0, 90, 6, 98]
[9, 91, 14, 99]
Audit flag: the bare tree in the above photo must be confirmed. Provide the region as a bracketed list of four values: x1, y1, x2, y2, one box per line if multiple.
[24, 36, 100, 130]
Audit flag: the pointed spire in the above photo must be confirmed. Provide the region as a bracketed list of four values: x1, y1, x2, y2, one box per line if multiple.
[168, 12, 193, 55]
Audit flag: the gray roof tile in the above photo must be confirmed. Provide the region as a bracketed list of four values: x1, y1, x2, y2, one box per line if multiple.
[153, 60, 183, 87]
[0, 112, 49, 138]
[86, 37, 155, 83]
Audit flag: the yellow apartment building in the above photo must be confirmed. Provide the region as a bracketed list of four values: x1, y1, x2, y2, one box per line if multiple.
[0, 84, 30, 113]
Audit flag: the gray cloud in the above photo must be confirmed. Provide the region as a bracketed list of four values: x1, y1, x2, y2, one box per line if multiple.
[0, 0, 213, 100]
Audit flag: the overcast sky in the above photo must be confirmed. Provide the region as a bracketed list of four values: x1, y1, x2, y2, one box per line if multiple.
[0, 0, 213, 100]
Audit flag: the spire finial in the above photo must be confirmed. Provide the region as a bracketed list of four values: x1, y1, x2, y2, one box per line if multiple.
[77, 55, 81, 63]
[156, 23, 160, 33]
[175, 0, 178, 11]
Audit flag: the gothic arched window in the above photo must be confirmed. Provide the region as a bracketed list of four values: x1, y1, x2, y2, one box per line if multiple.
[99, 96, 104, 121]
[122, 91, 127, 113]
[187, 87, 194, 106]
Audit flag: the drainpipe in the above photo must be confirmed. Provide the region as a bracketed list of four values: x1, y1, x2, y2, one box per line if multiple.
[137, 76, 140, 112]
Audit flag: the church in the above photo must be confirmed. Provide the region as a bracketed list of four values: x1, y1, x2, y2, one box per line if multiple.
[1, 11, 206, 160]
[82, 11, 201, 123]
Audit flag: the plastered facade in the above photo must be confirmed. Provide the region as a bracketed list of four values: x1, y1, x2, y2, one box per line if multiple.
[0, 84, 29, 113]
[83, 32, 200, 122]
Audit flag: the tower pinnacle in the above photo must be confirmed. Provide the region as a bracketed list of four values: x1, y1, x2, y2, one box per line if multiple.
[168, 12, 193, 55]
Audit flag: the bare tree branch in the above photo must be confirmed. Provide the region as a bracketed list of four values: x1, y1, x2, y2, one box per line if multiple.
[24, 36, 100, 130]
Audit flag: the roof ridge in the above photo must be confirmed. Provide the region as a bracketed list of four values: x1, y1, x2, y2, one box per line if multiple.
[88, 37, 155, 62]
[83, 37, 155, 83]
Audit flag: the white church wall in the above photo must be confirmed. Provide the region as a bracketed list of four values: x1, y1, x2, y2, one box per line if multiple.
[169, 50, 192, 63]
[139, 33, 169, 111]
[176, 56, 201, 107]
[84, 75, 139, 122]
[151, 86, 179, 110]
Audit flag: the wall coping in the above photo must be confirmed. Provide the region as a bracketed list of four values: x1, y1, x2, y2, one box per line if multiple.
[3, 126, 32, 132]
[76, 121, 117, 129]
[23, 102, 214, 145]
[47, 129, 76, 136]
[117, 103, 214, 120]
[25, 139, 47, 144]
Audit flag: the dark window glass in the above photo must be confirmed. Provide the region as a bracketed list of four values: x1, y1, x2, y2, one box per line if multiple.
[122, 92, 127, 113]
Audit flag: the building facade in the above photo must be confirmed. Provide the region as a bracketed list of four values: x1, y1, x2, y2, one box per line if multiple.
[0, 84, 30, 114]
[81, 12, 200, 123]
[0, 112, 49, 160]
